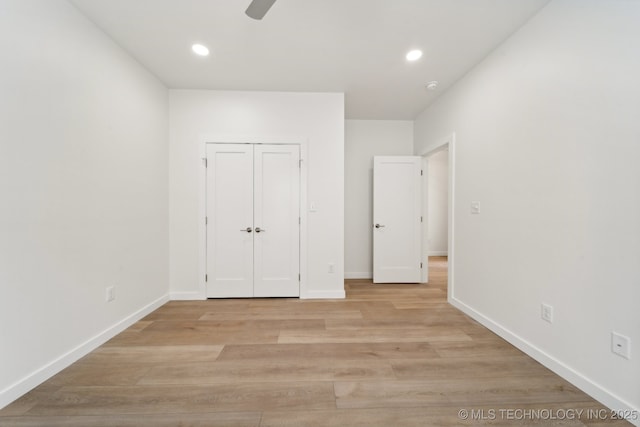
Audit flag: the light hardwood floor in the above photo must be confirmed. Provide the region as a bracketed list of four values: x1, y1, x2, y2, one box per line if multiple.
[0, 257, 629, 426]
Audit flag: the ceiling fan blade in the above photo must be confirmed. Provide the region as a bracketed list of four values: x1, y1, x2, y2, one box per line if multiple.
[245, 0, 277, 20]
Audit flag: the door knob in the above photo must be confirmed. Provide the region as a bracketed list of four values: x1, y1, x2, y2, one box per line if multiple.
[240, 227, 253, 233]
[255, 227, 265, 233]
[375, 224, 385, 229]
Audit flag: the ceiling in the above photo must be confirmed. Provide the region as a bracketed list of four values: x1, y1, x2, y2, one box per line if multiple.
[69, 0, 551, 119]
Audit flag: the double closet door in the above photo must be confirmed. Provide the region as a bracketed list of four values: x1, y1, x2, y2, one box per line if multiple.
[206, 143, 300, 298]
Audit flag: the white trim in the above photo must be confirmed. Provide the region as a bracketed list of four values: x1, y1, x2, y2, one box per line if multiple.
[428, 251, 449, 256]
[420, 156, 429, 283]
[450, 297, 640, 425]
[170, 291, 203, 301]
[448, 136, 456, 302]
[419, 133, 456, 299]
[0, 293, 169, 410]
[199, 135, 309, 300]
[344, 272, 373, 279]
[303, 289, 346, 299]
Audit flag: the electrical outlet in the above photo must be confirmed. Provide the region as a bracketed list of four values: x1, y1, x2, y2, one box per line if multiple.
[611, 332, 631, 359]
[541, 303, 553, 323]
[106, 286, 115, 302]
[328, 263, 335, 273]
[471, 201, 481, 214]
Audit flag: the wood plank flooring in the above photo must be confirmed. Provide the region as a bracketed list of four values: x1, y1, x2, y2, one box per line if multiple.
[0, 257, 629, 426]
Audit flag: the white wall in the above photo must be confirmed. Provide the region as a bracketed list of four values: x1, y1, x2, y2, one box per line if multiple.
[0, 0, 170, 408]
[414, 0, 640, 416]
[169, 90, 344, 299]
[344, 120, 414, 278]
[427, 149, 448, 256]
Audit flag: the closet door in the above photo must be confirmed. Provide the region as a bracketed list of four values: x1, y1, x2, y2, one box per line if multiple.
[206, 144, 254, 298]
[253, 145, 300, 297]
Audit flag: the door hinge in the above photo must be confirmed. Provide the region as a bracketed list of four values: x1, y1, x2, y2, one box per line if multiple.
[203, 158, 208, 168]
[299, 217, 301, 225]
[420, 263, 423, 269]
[420, 216, 423, 223]
[205, 274, 208, 282]
[298, 273, 301, 281]
[421, 169, 423, 176]
[205, 216, 208, 225]
[299, 159, 302, 168]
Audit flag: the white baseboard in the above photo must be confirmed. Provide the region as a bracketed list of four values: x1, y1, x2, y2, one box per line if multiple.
[345, 272, 372, 279]
[302, 289, 346, 299]
[428, 251, 449, 256]
[0, 293, 170, 410]
[449, 296, 640, 426]
[173, 288, 346, 300]
[170, 291, 205, 300]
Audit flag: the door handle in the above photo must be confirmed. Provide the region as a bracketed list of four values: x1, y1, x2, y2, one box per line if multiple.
[374, 224, 385, 229]
[255, 227, 265, 233]
[240, 227, 253, 233]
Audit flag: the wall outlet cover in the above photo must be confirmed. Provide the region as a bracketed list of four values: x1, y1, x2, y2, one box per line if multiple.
[611, 332, 631, 359]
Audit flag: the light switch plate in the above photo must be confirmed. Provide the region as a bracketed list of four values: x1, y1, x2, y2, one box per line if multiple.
[471, 201, 481, 214]
[541, 303, 553, 323]
[106, 286, 115, 302]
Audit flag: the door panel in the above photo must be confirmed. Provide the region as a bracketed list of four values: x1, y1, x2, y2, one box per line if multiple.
[253, 145, 300, 297]
[373, 156, 422, 283]
[206, 144, 254, 298]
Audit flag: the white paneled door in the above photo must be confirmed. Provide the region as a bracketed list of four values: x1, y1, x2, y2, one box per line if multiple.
[206, 144, 254, 297]
[373, 156, 422, 283]
[206, 143, 300, 298]
[253, 145, 300, 297]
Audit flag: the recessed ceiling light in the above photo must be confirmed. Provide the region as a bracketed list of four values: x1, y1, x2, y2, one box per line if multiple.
[191, 44, 210, 56]
[426, 81, 439, 91]
[406, 49, 423, 61]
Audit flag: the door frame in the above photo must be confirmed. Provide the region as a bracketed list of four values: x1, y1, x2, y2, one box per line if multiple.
[419, 133, 456, 302]
[198, 135, 309, 300]
[420, 155, 429, 283]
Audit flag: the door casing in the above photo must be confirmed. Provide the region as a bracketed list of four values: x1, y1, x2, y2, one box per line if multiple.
[419, 133, 456, 301]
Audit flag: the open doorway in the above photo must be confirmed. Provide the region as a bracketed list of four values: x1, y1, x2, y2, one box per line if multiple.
[420, 134, 455, 300]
